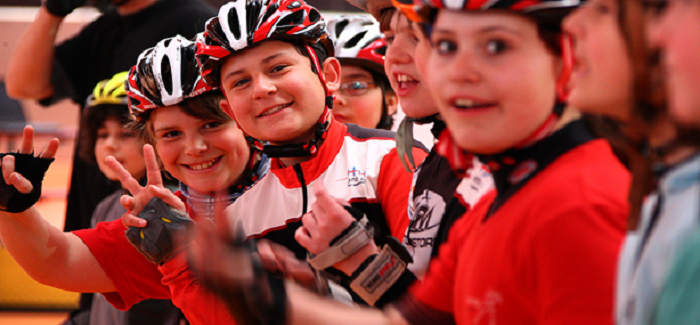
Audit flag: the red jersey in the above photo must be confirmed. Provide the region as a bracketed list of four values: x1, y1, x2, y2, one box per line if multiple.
[405, 122, 630, 325]
[73, 191, 239, 325]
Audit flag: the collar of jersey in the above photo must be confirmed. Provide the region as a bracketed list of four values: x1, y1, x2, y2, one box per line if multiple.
[271, 119, 346, 188]
[478, 119, 595, 219]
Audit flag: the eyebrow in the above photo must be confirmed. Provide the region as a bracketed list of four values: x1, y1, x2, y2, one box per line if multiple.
[153, 125, 178, 134]
[222, 52, 290, 83]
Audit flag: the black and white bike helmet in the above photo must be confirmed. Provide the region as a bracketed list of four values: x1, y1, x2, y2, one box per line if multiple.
[127, 35, 213, 121]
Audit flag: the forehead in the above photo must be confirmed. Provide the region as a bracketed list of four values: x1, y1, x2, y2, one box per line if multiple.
[387, 11, 412, 33]
[220, 40, 303, 72]
[433, 10, 537, 35]
[340, 64, 374, 78]
[151, 105, 195, 128]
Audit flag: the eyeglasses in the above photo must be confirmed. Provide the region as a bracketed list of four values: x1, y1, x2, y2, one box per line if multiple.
[338, 81, 377, 97]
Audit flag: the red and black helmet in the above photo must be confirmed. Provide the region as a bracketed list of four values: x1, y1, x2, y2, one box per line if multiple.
[195, 0, 338, 158]
[393, 0, 583, 26]
[196, 0, 334, 87]
[126, 35, 214, 121]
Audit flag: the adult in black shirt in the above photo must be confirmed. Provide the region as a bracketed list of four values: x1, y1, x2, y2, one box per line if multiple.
[4, 0, 215, 321]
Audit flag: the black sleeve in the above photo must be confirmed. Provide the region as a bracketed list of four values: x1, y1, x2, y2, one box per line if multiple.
[373, 269, 418, 308]
[392, 293, 456, 325]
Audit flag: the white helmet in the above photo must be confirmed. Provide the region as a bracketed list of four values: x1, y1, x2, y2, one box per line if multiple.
[327, 15, 387, 74]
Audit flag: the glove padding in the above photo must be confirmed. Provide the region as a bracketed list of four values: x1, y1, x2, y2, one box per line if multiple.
[125, 197, 195, 265]
[192, 233, 287, 325]
[0, 152, 54, 213]
[42, 0, 87, 17]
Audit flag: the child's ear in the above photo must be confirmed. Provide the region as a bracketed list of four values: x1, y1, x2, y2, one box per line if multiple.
[220, 98, 235, 119]
[321, 57, 342, 92]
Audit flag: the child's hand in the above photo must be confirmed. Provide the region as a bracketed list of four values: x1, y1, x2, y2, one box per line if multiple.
[295, 181, 355, 255]
[104, 144, 185, 228]
[256, 239, 319, 290]
[0, 126, 58, 212]
[294, 181, 378, 275]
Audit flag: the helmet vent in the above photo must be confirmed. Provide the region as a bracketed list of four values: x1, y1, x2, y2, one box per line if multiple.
[278, 10, 305, 29]
[308, 9, 320, 23]
[334, 20, 349, 38]
[161, 58, 173, 95]
[345, 31, 367, 49]
[228, 7, 242, 39]
[287, 1, 301, 9]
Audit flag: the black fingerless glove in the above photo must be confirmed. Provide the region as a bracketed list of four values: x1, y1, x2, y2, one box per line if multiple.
[125, 197, 195, 265]
[0, 152, 54, 213]
[194, 234, 288, 325]
[42, 0, 87, 17]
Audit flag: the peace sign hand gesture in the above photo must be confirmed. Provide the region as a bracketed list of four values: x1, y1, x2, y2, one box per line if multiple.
[104, 144, 185, 228]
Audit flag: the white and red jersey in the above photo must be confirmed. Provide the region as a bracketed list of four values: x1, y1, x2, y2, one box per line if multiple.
[225, 119, 428, 258]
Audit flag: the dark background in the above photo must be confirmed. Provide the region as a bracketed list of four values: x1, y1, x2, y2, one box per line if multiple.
[0, 0, 361, 11]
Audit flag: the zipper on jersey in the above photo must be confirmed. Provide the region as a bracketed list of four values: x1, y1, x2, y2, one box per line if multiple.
[293, 164, 308, 213]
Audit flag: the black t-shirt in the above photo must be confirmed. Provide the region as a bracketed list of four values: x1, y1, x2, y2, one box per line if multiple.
[53, 0, 215, 233]
[48, 0, 216, 107]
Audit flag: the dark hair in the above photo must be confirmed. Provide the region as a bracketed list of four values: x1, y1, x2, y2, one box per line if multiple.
[78, 104, 132, 163]
[618, 0, 700, 229]
[128, 90, 231, 146]
[372, 70, 397, 130]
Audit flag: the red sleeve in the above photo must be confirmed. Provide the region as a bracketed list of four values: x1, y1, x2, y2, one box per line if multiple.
[159, 253, 239, 325]
[377, 147, 428, 239]
[529, 202, 625, 325]
[72, 220, 171, 310]
[409, 190, 494, 315]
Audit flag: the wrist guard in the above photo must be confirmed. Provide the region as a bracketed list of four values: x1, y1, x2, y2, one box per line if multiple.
[125, 197, 195, 265]
[349, 236, 412, 306]
[306, 212, 374, 270]
[0, 152, 54, 213]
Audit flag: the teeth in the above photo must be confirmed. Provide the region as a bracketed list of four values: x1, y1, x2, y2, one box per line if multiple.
[455, 99, 474, 107]
[260, 103, 291, 117]
[397, 74, 415, 82]
[190, 158, 217, 170]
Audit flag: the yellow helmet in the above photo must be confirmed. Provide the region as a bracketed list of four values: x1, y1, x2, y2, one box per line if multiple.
[85, 71, 129, 107]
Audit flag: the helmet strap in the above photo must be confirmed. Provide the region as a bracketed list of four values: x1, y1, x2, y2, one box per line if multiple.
[556, 34, 574, 103]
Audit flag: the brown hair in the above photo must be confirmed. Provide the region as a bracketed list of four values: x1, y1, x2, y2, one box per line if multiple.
[618, 0, 700, 229]
[78, 104, 132, 163]
[128, 90, 231, 147]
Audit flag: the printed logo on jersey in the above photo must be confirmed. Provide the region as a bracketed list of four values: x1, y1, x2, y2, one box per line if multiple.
[466, 290, 503, 325]
[508, 159, 538, 185]
[347, 166, 367, 187]
[404, 189, 446, 253]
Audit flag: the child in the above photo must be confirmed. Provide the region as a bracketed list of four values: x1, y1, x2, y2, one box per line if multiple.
[276, 1, 494, 308]
[190, 0, 425, 271]
[327, 15, 398, 130]
[80, 72, 184, 325]
[0, 35, 265, 325]
[189, 0, 632, 324]
[565, 0, 700, 324]
[646, 0, 700, 125]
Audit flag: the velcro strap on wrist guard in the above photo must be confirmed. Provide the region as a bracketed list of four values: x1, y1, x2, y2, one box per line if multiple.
[307, 215, 374, 270]
[349, 237, 412, 306]
[0, 152, 54, 213]
[125, 197, 195, 265]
